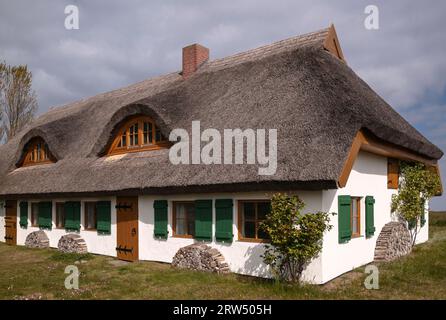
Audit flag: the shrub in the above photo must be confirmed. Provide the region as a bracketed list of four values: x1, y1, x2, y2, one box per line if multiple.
[391, 161, 441, 246]
[260, 193, 333, 283]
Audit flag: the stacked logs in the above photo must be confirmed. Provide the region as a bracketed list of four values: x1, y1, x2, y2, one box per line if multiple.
[57, 234, 88, 254]
[25, 230, 49, 249]
[374, 222, 412, 262]
[172, 243, 230, 274]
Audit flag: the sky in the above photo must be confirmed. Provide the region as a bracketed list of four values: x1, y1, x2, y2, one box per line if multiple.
[0, 0, 445, 209]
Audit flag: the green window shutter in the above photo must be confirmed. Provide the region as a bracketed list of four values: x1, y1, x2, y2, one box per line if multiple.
[365, 196, 376, 238]
[195, 200, 213, 242]
[215, 199, 233, 243]
[38, 201, 52, 230]
[153, 200, 168, 239]
[96, 201, 111, 235]
[64, 201, 81, 231]
[19, 201, 28, 228]
[338, 195, 351, 243]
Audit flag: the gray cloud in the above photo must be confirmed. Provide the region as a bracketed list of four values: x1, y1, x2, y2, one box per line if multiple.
[1, 0, 445, 208]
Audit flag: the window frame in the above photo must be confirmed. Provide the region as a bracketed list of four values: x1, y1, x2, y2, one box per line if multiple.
[387, 158, 400, 189]
[237, 200, 271, 243]
[21, 138, 55, 167]
[84, 202, 97, 231]
[31, 202, 39, 227]
[172, 201, 195, 239]
[55, 202, 65, 229]
[107, 115, 170, 156]
[350, 197, 361, 238]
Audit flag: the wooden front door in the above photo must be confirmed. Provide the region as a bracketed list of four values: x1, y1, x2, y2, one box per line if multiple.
[116, 197, 139, 261]
[4, 200, 17, 245]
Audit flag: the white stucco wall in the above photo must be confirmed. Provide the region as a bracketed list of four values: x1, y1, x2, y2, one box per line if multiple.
[320, 151, 429, 283]
[1, 191, 324, 282]
[416, 200, 429, 244]
[15, 197, 117, 257]
[138, 191, 323, 283]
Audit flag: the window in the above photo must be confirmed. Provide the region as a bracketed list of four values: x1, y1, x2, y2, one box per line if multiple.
[21, 137, 55, 167]
[107, 116, 169, 155]
[173, 202, 195, 238]
[31, 203, 39, 227]
[238, 200, 271, 242]
[84, 202, 97, 230]
[56, 203, 65, 229]
[351, 197, 361, 237]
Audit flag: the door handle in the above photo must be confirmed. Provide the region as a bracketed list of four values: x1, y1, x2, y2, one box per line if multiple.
[131, 228, 137, 237]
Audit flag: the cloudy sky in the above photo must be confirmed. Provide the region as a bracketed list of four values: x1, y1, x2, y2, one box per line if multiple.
[1, 0, 445, 209]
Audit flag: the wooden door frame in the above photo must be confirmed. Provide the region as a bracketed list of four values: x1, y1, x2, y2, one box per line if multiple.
[5, 200, 17, 245]
[116, 196, 139, 261]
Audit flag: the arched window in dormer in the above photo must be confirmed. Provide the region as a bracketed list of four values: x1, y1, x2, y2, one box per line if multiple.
[107, 115, 169, 155]
[21, 137, 55, 167]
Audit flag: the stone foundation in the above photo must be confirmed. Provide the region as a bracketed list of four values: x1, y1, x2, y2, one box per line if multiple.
[25, 230, 49, 249]
[374, 222, 412, 262]
[172, 243, 230, 274]
[57, 234, 88, 254]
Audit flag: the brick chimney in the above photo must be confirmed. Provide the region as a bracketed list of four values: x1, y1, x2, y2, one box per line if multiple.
[182, 44, 209, 79]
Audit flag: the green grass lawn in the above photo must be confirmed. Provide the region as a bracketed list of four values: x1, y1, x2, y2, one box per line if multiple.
[1, 212, 446, 300]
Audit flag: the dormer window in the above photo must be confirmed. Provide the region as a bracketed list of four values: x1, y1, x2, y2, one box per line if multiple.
[21, 137, 55, 167]
[107, 116, 169, 155]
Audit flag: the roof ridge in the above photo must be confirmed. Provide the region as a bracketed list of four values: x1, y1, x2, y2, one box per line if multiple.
[203, 27, 330, 71]
[37, 27, 330, 122]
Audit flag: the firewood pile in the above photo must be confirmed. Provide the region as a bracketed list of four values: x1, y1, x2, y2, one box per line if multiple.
[57, 234, 88, 254]
[374, 222, 412, 262]
[25, 230, 49, 249]
[172, 243, 230, 274]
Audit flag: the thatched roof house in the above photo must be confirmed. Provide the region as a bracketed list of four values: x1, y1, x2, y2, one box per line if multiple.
[0, 25, 442, 284]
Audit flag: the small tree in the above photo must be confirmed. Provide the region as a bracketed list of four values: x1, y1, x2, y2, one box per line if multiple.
[391, 161, 441, 246]
[0, 62, 38, 142]
[260, 193, 333, 283]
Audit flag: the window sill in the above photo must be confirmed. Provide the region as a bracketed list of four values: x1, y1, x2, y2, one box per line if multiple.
[21, 160, 56, 167]
[172, 234, 194, 239]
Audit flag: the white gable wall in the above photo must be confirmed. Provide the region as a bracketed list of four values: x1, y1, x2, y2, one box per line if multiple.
[320, 150, 429, 283]
[416, 200, 429, 244]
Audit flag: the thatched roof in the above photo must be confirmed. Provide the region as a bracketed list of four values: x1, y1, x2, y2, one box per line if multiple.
[0, 27, 442, 197]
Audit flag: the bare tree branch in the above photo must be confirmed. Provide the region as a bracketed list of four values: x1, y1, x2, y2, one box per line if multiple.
[0, 62, 38, 142]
